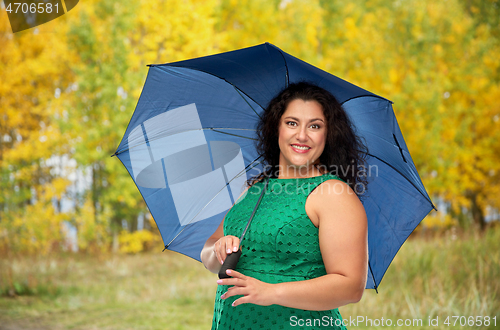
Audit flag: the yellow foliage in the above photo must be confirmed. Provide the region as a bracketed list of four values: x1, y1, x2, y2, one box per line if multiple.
[118, 230, 161, 254]
[48, 178, 71, 200]
[423, 213, 458, 229]
[343, 17, 358, 40]
[74, 200, 110, 253]
[0, 189, 70, 255]
[129, 0, 224, 65]
[389, 68, 399, 85]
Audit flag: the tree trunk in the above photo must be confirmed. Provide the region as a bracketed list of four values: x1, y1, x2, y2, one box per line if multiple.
[469, 192, 486, 231]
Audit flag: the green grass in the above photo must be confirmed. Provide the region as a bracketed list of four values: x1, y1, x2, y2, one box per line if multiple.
[1, 227, 499, 329]
[341, 227, 500, 329]
[0, 253, 217, 329]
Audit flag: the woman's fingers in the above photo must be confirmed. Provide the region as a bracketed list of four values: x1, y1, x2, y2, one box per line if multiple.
[216, 270, 245, 286]
[217, 278, 246, 288]
[225, 236, 240, 255]
[217, 269, 274, 307]
[216, 269, 245, 284]
[226, 269, 244, 278]
[232, 296, 252, 307]
[221, 286, 245, 299]
[214, 236, 240, 264]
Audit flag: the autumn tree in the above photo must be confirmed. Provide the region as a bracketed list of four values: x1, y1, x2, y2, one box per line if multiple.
[0, 10, 74, 254]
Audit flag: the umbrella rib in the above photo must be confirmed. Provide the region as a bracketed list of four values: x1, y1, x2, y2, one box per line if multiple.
[340, 94, 392, 106]
[211, 128, 257, 140]
[367, 260, 378, 293]
[366, 153, 436, 209]
[115, 128, 257, 156]
[164, 156, 264, 249]
[233, 86, 262, 119]
[274, 47, 290, 87]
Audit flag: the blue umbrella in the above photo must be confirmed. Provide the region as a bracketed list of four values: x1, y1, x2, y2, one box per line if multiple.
[114, 43, 434, 291]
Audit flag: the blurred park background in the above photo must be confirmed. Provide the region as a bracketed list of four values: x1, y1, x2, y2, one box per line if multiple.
[1, 0, 499, 329]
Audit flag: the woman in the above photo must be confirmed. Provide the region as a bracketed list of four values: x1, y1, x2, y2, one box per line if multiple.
[201, 82, 368, 329]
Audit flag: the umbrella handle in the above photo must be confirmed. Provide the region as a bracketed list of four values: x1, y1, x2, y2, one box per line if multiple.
[218, 249, 242, 279]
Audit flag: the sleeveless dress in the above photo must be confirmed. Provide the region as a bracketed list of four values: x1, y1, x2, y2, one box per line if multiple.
[212, 173, 348, 330]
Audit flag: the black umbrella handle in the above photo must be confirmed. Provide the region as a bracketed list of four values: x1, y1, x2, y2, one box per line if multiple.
[218, 249, 242, 279]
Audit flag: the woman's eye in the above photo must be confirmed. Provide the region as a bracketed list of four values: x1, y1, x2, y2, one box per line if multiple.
[286, 121, 297, 126]
[310, 124, 321, 129]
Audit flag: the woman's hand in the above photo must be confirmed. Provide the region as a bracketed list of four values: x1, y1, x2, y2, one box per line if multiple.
[213, 235, 240, 265]
[201, 221, 240, 273]
[217, 269, 276, 307]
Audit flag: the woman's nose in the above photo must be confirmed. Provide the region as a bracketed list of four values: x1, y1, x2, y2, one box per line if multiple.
[296, 126, 308, 141]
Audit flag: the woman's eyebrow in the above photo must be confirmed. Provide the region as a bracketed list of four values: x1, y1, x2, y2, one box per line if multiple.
[309, 118, 325, 123]
[283, 116, 325, 123]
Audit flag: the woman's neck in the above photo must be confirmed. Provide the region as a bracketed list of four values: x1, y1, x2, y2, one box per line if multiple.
[277, 164, 325, 179]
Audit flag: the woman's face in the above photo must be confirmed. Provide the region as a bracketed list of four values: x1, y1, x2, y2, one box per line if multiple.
[278, 99, 327, 176]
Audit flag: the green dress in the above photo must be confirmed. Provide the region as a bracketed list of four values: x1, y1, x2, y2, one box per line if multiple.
[212, 173, 348, 330]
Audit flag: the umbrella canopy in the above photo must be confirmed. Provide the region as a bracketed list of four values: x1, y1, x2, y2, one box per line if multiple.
[114, 42, 434, 290]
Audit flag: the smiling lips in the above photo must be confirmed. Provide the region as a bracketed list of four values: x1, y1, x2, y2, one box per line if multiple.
[291, 144, 311, 153]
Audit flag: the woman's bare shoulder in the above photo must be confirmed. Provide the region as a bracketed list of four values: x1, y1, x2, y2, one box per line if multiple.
[308, 178, 365, 221]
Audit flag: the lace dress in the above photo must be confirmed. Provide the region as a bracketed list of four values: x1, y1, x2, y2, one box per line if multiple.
[211, 173, 348, 330]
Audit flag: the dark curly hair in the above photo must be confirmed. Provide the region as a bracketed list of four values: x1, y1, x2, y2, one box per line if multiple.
[251, 81, 368, 195]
